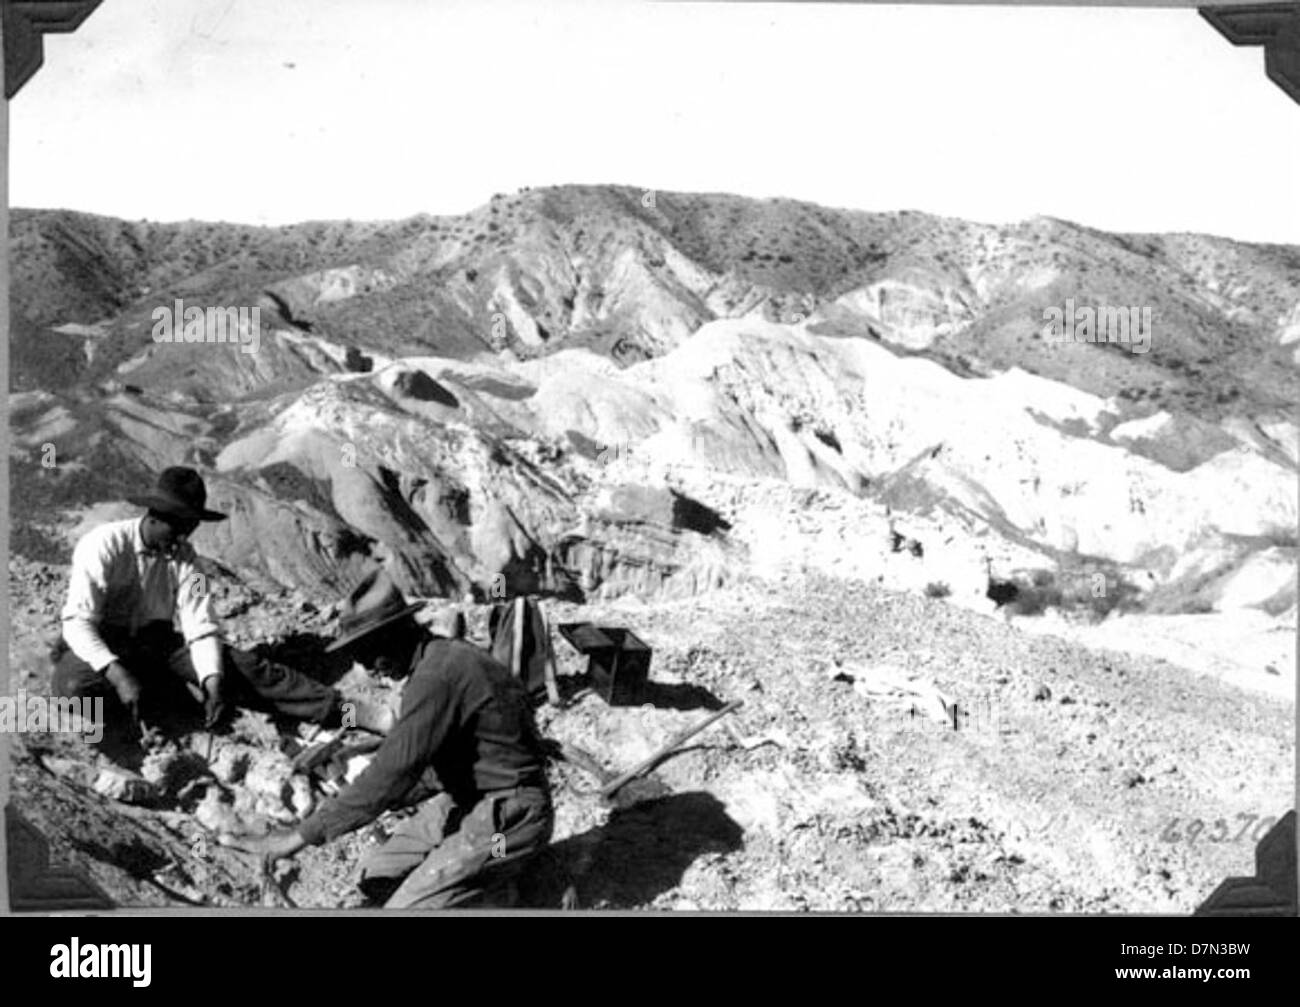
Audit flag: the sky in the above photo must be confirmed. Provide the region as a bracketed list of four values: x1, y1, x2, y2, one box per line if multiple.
[8, 0, 1299, 243]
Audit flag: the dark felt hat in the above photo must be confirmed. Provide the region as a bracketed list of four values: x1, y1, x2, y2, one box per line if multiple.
[326, 569, 424, 654]
[128, 466, 227, 522]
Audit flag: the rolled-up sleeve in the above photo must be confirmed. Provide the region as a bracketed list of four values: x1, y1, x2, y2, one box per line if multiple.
[175, 551, 222, 684]
[61, 533, 119, 672]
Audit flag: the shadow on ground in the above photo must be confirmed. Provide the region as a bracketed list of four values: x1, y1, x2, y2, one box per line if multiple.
[521, 790, 744, 909]
[640, 681, 725, 711]
[555, 675, 724, 712]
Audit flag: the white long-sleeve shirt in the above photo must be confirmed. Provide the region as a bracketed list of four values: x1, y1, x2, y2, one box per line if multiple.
[61, 517, 223, 685]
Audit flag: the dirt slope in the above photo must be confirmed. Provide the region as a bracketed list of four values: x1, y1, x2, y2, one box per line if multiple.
[8, 559, 1290, 912]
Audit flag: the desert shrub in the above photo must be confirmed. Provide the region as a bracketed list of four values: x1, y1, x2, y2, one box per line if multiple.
[1009, 565, 1144, 620]
[1261, 528, 1299, 549]
[925, 581, 951, 599]
[10, 523, 67, 564]
[1009, 574, 1062, 616]
[1059, 572, 1129, 619]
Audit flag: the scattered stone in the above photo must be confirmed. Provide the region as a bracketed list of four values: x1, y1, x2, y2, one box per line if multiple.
[211, 745, 251, 785]
[139, 754, 170, 788]
[93, 768, 158, 805]
[194, 789, 241, 833]
[1121, 769, 1146, 789]
[229, 709, 281, 748]
[232, 787, 261, 820]
[288, 775, 315, 819]
[244, 750, 295, 803]
[141, 750, 208, 796]
[260, 794, 299, 825]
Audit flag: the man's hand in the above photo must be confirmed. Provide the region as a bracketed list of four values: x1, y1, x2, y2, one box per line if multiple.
[201, 673, 227, 729]
[104, 662, 142, 717]
[219, 829, 308, 864]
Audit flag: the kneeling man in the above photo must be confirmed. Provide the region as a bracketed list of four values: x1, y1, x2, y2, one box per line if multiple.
[227, 570, 554, 909]
[53, 467, 362, 774]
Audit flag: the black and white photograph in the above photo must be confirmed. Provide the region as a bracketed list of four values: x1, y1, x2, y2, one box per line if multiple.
[2, 0, 1297, 923]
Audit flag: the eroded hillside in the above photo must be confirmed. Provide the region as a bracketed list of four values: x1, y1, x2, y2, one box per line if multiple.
[9, 188, 1299, 623]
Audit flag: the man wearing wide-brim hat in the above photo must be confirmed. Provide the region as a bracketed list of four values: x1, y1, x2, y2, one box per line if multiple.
[52, 466, 367, 784]
[224, 568, 554, 909]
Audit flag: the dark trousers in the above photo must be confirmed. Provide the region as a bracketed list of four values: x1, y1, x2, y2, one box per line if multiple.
[51, 622, 340, 761]
[358, 785, 554, 909]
